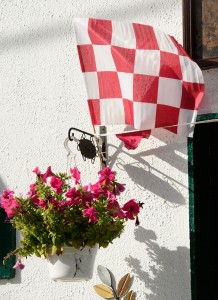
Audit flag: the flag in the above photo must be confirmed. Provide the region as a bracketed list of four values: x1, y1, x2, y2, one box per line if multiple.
[74, 18, 204, 144]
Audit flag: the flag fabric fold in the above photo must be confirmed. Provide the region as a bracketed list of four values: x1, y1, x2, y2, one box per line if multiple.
[74, 18, 205, 147]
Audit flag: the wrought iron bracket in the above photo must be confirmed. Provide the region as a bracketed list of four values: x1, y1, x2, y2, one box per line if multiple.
[68, 127, 107, 167]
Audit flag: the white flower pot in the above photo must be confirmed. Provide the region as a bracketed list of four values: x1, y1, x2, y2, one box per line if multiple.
[47, 244, 98, 282]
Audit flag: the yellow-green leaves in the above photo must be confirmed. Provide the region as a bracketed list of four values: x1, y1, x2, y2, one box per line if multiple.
[93, 284, 114, 298]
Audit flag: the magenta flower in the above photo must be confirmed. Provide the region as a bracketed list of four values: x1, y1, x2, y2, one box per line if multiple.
[81, 192, 93, 208]
[42, 166, 53, 183]
[82, 184, 93, 206]
[91, 182, 107, 198]
[27, 184, 36, 196]
[70, 167, 81, 185]
[83, 206, 98, 222]
[3, 200, 20, 218]
[32, 167, 41, 175]
[107, 191, 117, 202]
[27, 184, 39, 205]
[38, 200, 48, 209]
[1, 189, 14, 200]
[30, 194, 39, 205]
[0, 190, 20, 218]
[49, 198, 60, 209]
[114, 183, 126, 195]
[66, 198, 79, 206]
[13, 260, 25, 270]
[63, 188, 81, 206]
[50, 176, 62, 194]
[122, 199, 140, 220]
[107, 200, 125, 219]
[65, 187, 81, 201]
[98, 167, 115, 185]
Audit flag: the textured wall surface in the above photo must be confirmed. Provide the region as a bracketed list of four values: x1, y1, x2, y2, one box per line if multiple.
[1, 1, 215, 299]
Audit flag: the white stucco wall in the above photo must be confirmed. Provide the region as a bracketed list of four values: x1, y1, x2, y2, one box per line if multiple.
[1, 1, 216, 299]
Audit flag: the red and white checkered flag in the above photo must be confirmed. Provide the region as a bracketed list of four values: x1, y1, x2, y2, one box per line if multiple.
[74, 18, 204, 136]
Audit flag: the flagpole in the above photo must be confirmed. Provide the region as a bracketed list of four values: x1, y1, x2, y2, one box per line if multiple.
[95, 118, 218, 137]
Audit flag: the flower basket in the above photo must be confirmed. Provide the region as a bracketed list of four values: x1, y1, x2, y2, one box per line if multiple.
[1, 166, 142, 281]
[48, 244, 98, 281]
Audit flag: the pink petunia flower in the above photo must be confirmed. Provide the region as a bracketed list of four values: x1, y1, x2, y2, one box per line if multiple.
[66, 187, 78, 198]
[27, 184, 39, 205]
[91, 182, 107, 199]
[32, 167, 41, 175]
[81, 184, 93, 206]
[70, 167, 81, 185]
[98, 167, 115, 185]
[13, 259, 25, 270]
[122, 199, 140, 220]
[106, 191, 117, 202]
[42, 166, 53, 183]
[1, 189, 14, 200]
[114, 183, 126, 196]
[0, 190, 20, 218]
[66, 198, 80, 206]
[38, 200, 48, 209]
[107, 199, 125, 219]
[50, 176, 62, 194]
[27, 184, 36, 196]
[83, 206, 98, 222]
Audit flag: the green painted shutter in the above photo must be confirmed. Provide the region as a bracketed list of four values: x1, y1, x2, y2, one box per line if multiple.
[0, 208, 16, 279]
[189, 116, 218, 299]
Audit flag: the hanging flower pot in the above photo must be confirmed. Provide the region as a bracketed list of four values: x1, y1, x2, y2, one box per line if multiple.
[47, 244, 98, 281]
[1, 166, 142, 278]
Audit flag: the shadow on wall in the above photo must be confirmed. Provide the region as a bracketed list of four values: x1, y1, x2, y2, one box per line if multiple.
[125, 227, 190, 300]
[108, 133, 190, 299]
[109, 132, 187, 206]
[0, 177, 21, 285]
[0, 178, 6, 194]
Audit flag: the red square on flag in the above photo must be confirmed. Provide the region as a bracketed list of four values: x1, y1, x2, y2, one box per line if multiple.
[77, 45, 96, 72]
[98, 71, 122, 98]
[133, 74, 159, 103]
[123, 99, 134, 125]
[111, 46, 135, 73]
[88, 19, 112, 45]
[88, 99, 101, 125]
[155, 104, 179, 134]
[159, 51, 182, 79]
[181, 82, 204, 110]
[133, 23, 159, 50]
